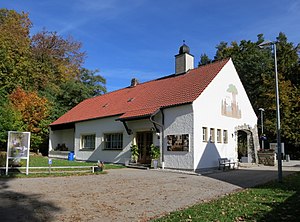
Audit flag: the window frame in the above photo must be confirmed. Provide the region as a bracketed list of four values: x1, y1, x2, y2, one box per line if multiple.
[210, 128, 215, 143]
[202, 127, 208, 142]
[223, 130, 228, 144]
[217, 129, 222, 143]
[81, 134, 96, 150]
[103, 133, 123, 150]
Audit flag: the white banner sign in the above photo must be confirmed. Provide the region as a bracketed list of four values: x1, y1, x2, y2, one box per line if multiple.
[6, 131, 31, 175]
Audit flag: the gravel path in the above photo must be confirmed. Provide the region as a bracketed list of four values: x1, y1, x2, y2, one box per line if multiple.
[1, 162, 300, 222]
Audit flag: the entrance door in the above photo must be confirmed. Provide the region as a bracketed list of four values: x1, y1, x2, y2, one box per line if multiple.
[136, 131, 153, 164]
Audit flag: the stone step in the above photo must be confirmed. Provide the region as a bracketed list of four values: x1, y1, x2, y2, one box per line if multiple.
[126, 163, 150, 170]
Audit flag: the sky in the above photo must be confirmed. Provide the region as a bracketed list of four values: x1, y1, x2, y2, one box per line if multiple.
[2, 0, 300, 92]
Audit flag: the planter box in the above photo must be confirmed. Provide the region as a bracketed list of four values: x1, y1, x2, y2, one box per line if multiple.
[258, 151, 276, 166]
[151, 159, 159, 169]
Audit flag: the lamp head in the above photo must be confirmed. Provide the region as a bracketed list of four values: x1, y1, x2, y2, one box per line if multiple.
[258, 40, 277, 48]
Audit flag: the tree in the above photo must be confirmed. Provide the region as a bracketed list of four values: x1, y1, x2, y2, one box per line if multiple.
[9, 87, 51, 150]
[0, 9, 107, 152]
[275, 32, 300, 87]
[0, 9, 32, 93]
[30, 30, 85, 90]
[0, 96, 23, 149]
[80, 68, 106, 96]
[198, 53, 211, 66]
[48, 68, 106, 119]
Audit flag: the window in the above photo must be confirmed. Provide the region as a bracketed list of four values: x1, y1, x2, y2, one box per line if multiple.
[210, 128, 215, 143]
[217, 129, 222, 143]
[81, 134, 95, 149]
[104, 133, 123, 150]
[167, 134, 189, 151]
[202, 127, 208, 142]
[223, 130, 228, 144]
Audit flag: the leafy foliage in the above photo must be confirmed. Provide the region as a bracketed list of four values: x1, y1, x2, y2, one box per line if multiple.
[0, 9, 106, 151]
[0, 100, 23, 149]
[131, 144, 139, 162]
[30, 30, 85, 89]
[8, 87, 51, 150]
[150, 144, 160, 159]
[0, 9, 32, 93]
[198, 53, 211, 66]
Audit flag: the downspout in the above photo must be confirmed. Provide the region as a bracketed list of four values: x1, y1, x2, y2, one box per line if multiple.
[150, 109, 165, 169]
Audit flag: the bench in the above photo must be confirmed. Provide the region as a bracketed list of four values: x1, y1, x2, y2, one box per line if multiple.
[218, 158, 237, 170]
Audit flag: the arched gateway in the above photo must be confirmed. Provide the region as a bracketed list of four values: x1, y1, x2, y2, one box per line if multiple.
[235, 124, 259, 164]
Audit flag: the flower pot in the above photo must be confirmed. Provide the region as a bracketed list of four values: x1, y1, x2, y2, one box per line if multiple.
[151, 159, 159, 169]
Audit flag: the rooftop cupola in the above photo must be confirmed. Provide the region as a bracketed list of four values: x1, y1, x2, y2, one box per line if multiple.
[179, 43, 190, 54]
[175, 41, 194, 74]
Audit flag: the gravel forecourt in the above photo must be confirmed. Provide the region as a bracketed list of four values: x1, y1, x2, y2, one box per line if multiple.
[1, 162, 300, 222]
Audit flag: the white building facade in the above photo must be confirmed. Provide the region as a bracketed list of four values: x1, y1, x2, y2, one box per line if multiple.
[49, 44, 259, 171]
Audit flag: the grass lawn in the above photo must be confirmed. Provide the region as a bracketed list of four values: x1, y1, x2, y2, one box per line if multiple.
[1, 154, 124, 178]
[22, 155, 124, 169]
[153, 172, 300, 222]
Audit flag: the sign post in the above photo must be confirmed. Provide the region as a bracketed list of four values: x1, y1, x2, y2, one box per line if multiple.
[6, 131, 31, 175]
[48, 158, 52, 174]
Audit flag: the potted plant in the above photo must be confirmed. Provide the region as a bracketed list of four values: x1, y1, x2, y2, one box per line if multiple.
[130, 144, 139, 163]
[150, 144, 160, 169]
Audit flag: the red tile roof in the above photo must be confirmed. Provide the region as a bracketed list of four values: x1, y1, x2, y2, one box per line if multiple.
[50, 58, 230, 126]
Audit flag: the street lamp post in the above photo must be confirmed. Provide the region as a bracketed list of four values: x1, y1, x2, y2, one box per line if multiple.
[259, 108, 265, 151]
[259, 40, 282, 182]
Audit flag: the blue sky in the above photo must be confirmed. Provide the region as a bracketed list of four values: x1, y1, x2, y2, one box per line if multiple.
[2, 0, 300, 92]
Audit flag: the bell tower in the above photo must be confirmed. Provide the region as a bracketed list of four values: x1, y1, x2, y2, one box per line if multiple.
[175, 41, 194, 74]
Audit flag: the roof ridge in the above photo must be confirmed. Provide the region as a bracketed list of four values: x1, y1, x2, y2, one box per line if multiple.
[90, 58, 231, 100]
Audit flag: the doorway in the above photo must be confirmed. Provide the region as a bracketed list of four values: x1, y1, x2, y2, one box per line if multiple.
[238, 130, 248, 161]
[237, 129, 255, 163]
[136, 131, 153, 164]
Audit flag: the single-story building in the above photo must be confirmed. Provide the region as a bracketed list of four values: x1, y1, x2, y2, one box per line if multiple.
[49, 43, 259, 171]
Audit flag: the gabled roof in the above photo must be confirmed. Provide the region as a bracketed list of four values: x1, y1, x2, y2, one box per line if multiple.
[50, 58, 230, 126]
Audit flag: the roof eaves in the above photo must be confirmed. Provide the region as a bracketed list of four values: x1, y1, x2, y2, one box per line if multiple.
[50, 113, 124, 127]
[160, 101, 193, 110]
[116, 114, 152, 122]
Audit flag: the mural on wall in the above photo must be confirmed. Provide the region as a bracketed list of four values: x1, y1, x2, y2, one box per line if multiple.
[221, 84, 241, 119]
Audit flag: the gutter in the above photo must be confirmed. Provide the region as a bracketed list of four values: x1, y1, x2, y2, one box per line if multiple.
[150, 109, 165, 169]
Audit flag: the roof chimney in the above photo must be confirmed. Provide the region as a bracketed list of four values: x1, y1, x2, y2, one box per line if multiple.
[130, 78, 139, 87]
[175, 41, 194, 74]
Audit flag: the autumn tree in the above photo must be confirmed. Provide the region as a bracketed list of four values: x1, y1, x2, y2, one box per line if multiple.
[0, 8, 107, 152]
[30, 30, 85, 90]
[9, 87, 50, 150]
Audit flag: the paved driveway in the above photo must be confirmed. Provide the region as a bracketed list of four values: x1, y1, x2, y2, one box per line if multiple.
[1, 161, 300, 222]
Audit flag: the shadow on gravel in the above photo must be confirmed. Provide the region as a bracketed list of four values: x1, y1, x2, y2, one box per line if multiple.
[0, 177, 61, 222]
